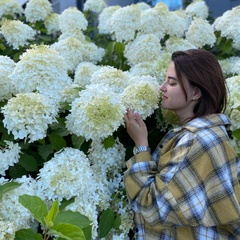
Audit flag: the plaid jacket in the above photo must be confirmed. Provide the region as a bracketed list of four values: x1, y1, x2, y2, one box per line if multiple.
[124, 114, 240, 239]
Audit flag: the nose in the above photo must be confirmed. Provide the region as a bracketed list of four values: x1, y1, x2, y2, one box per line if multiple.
[159, 81, 166, 92]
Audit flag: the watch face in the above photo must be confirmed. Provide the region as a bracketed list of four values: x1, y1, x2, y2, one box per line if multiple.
[133, 146, 150, 155]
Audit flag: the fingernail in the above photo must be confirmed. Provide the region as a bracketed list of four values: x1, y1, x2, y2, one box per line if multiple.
[133, 110, 139, 116]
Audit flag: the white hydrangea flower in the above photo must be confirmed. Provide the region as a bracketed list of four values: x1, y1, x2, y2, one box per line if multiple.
[109, 4, 141, 43]
[165, 36, 197, 54]
[98, 6, 121, 35]
[136, 1, 151, 11]
[226, 76, 240, 109]
[218, 57, 240, 77]
[124, 34, 162, 66]
[44, 13, 60, 35]
[25, 0, 52, 23]
[90, 66, 131, 93]
[139, 8, 165, 40]
[9, 44, 72, 100]
[0, 176, 38, 231]
[0, 220, 16, 240]
[120, 75, 160, 119]
[0, 0, 23, 18]
[0, 56, 16, 101]
[0, 18, 35, 50]
[185, 0, 209, 20]
[66, 84, 125, 141]
[74, 62, 100, 87]
[58, 31, 86, 42]
[51, 37, 85, 72]
[1, 93, 59, 143]
[83, 0, 107, 13]
[185, 17, 216, 48]
[163, 11, 189, 38]
[0, 141, 21, 176]
[37, 148, 98, 201]
[60, 83, 82, 104]
[88, 139, 126, 179]
[59, 7, 88, 34]
[81, 41, 105, 64]
[228, 108, 240, 131]
[129, 51, 171, 84]
[213, 6, 240, 50]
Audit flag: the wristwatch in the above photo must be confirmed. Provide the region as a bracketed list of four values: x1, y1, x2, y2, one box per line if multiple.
[133, 146, 151, 155]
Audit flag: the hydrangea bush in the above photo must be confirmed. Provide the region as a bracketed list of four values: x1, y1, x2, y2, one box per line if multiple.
[0, 0, 240, 239]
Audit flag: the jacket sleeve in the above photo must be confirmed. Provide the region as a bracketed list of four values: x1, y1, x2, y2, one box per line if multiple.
[123, 130, 240, 227]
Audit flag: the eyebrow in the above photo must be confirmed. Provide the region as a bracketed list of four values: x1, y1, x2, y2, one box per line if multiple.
[167, 76, 177, 81]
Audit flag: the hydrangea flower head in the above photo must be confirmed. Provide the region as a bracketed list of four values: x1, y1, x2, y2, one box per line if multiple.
[44, 13, 60, 34]
[109, 4, 141, 43]
[83, 0, 107, 13]
[0, 0, 23, 18]
[124, 34, 162, 66]
[139, 8, 165, 40]
[74, 62, 100, 87]
[98, 6, 121, 35]
[25, 0, 52, 23]
[59, 7, 88, 34]
[0, 56, 16, 101]
[165, 36, 197, 54]
[120, 75, 160, 119]
[90, 66, 131, 93]
[1, 93, 59, 143]
[213, 6, 240, 50]
[186, 17, 216, 48]
[9, 44, 72, 100]
[51, 37, 85, 72]
[0, 141, 21, 176]
[37, 148, 98, 203]
[66, 84, 125, 140]
[0, 18, 35, 49]
[185, 0, 209, 19]
[0, 176, 38, 231]
[218, 57, 240, 77]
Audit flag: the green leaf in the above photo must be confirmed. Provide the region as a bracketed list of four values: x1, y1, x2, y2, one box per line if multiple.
[46, 200, 59, 228]
[59, 197, 75, 211]
[15, 228, 43, 240]
[0, 181, 21, 201]
[50, 223, 86, 240]
[103, 135, 115, 149]
[98, 209, 114, 238]
[9, 164, 28, 179]
[233, 129, 240, 140]
[54, 210, 91, 229]
[19, 153, 38, 171]
[113, 215, 121, 228]
[18, 194, 48, 226]
[114, 42, 125, 57]
[38, 144, 54, 160]
[49, 132, 67, 151]
[0, 43, 6, 51]
[82, 225, 92, 240]
[71, 134, 85, 149]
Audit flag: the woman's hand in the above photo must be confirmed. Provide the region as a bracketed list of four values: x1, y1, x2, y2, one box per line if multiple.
[124, 109, 149, 146]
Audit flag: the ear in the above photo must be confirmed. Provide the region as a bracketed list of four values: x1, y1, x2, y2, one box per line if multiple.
[192, 87, 202, 101]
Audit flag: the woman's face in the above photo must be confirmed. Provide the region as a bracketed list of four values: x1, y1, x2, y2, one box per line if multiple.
[160, 62, 199, 122]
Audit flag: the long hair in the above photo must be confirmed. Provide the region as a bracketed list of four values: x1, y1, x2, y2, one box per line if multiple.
[172, 49, 227, 117]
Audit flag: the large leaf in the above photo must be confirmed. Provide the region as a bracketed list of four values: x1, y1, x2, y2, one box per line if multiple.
[71, 134, 85, 149]
[14, 228, 43, 240]
[45, 200, 59, 227]
[19, 153, 38, 171]
[9, 164, 28, 178]
[98, 209, 114, 238]
[18, 194, 48, 226]
[50, 223, 86, 240]
[38, 144, 54, 160]
[233, 129, 240, 140]
[54, 210, 91, 229]
[59, 197, 75, 211]
[0, 181, 21, 201]
[49, 132, 67, 151]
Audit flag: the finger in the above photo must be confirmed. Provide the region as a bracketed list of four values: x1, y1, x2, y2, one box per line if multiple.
[133, 111, 145, 127]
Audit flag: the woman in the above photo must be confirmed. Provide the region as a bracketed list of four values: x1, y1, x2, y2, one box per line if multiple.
[124, 49, 240, 239]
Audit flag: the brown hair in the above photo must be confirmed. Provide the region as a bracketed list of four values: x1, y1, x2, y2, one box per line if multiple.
[172, 49, 227, 118]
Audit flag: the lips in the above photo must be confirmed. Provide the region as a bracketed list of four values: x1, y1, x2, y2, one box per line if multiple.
[162, 94, 167, 99]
